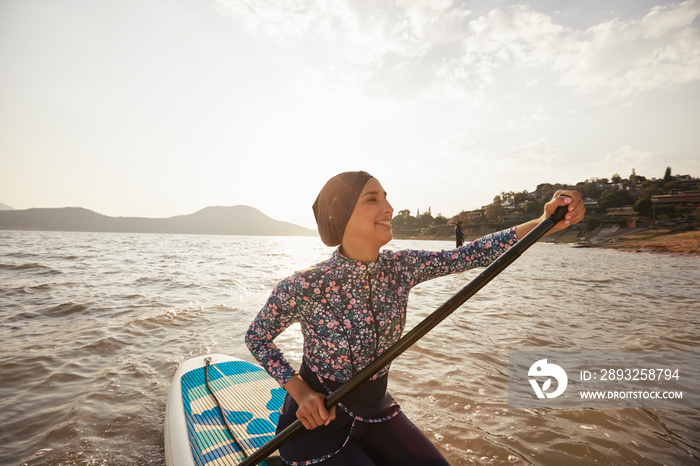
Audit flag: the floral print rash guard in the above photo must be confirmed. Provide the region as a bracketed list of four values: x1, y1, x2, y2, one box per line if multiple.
[246, 227, 518, 388]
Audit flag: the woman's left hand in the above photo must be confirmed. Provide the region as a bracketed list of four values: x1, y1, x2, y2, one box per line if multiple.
[543, 189, 586, 233]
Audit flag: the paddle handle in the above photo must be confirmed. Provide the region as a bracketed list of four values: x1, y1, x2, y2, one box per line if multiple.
[549, 196, 570, 224]
[238, 201, 570, 466]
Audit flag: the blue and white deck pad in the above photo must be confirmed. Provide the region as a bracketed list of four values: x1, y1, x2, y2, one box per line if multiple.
[179, 357, 285, 465]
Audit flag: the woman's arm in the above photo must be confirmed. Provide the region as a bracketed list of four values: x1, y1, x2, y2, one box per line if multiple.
[398, 227, 519, 287]
[246, 276, 336, 430]
[397, 190, 585, 286]
[245, 279, 300, 387]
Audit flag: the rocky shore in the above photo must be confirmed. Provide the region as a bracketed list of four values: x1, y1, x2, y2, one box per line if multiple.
[595, 230, 700, 255]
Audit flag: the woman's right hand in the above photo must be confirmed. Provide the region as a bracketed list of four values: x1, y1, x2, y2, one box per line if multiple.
[296, 389, 336, 430]
[284, 375, 336, 429]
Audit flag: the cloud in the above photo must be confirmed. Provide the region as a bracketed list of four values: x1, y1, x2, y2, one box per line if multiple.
[214, 0, 700, 105]
[506, 106, 551, 131]
[460, 1, 700, 100]
[464, 5, 568, 67]
[214, 0, 332, 41]
[214, 0, 473, 98]
[598, 145, 662, 178]
[428, 135, 565, 178]
[504, 138, 565, 167]
[559, 0, 700, 98]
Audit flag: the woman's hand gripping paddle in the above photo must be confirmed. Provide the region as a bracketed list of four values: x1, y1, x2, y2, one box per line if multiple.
[237, 202, 571, 466]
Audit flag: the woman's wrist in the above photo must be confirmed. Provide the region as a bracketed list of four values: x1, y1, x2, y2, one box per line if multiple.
[284, 374, 314, 404]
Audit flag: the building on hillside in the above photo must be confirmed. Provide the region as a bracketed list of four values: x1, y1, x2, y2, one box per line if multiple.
[605, 206, 636, 217]
[651, 191, 700, 208]
[604, 206, 645, 228]
[651, 191, 700, 219]
[583, 197, 599, 215]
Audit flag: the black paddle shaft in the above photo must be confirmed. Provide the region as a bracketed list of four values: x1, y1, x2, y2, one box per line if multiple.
[238, 203, 570, 466]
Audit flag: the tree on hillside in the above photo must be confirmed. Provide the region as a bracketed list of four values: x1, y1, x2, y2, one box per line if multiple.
[453, 209, 486, 226]
[434, 215, 448, 226]
[513, 190, 529, 205]
[393, 209, 422, 230]
[534, 183, 562, 201]
[599, 188, 633, 210]
[485, 203, 507, 222]
[418, 211, 434, 228]
[637, 182, 662, 201]
[630, 169, 646, 183]
[664, 167, 672, 183]
[633, 198, 653, 217]
[663, 181, 682, 191]
[577, 180, 603, 199]
[524, 201, 542, 216]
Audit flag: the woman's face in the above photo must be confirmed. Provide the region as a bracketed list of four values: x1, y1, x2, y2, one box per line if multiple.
[342, 178, 394, 251]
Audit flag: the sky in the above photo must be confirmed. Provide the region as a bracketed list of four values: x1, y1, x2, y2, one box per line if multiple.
[1, 0, 699, 229]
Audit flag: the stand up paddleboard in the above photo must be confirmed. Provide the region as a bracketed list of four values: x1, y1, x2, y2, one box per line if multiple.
[165, 354, 285, 466]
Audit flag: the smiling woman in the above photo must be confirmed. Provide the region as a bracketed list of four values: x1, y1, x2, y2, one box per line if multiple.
[244, 170, 585, 465]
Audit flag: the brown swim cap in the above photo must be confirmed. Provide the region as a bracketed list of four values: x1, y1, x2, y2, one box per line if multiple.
[312, 171, 373, 246]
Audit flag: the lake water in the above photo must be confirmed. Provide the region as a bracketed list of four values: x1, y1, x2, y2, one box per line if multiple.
[1, 230, 699, 465]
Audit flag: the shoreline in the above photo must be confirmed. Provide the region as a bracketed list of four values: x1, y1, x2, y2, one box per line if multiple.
[397, 229, 700, 256]
[593, 230, 700, 255]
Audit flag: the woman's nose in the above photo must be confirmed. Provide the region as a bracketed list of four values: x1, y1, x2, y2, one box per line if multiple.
[384, 200, 394, 215]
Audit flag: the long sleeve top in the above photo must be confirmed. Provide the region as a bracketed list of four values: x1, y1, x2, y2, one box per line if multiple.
[245, 227, 518, 388]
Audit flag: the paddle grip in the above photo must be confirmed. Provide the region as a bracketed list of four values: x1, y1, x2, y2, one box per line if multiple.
[548, 195, 571, 224]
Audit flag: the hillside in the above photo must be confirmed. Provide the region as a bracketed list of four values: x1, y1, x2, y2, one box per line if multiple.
[0, 205, 316, 237]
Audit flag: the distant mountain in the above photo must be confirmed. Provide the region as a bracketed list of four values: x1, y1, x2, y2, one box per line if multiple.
[0, 203, 14, 211]
[0, 205, 317, 237]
